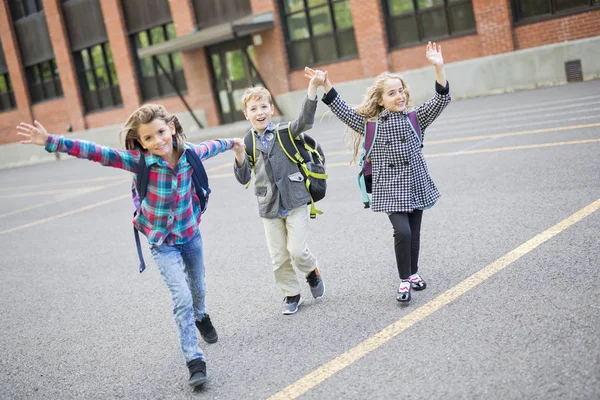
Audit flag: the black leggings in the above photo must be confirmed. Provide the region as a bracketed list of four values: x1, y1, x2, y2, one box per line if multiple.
[388, 210, 423, 280]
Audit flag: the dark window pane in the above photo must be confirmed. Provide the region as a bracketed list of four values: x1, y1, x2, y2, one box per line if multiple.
[555, 0, 589, 11]
[156, 54, 172, 72]
[287, 13, 310, 40]
[289, 40, 314, 69]
[91, 45, 105, 68]
[166, 23, 177, 40]
[337, 29, 358, 57]
[112, 86, 122, 105]
[141, 76, 159, 99]
[417, 0, 444, 9]
[313, 35, 336, 63]
[43, 80, 56, 98]
[81, 49, 92, 70]
[390, 15, 419, 45]
[95, 67, 109, 88]
[108, 63, 118, 84]
[449, 3, 475, 32]
[86, 71, 96, 90]
[333, 1, 354, 29]
[518, 0, 551, 18]
[211, 54, 222, 79]
[310, 6, 333, 35]
[174, 69, 187, 91]
[172, 53, 184, 70]
[283, 0, 305, 13]
[149, 26, 165, 44]
[388, 0, 415, 15]
[420, 9, 448, 38]
[41, 61, 52, 80]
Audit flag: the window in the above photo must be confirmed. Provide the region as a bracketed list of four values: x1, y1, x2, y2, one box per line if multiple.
[7, 0, 43, 20]
[281, 0, 358, 69]
[384, 0, 476, 48]
[512, 0, 599, 21]
[73, 42, 122, 112]
[25, 59, 63, 103]
[131, 23, 187, 101]
[0, 73, 17, 112]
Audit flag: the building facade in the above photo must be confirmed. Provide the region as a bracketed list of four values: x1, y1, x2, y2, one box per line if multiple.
[0, 0, 599, 145]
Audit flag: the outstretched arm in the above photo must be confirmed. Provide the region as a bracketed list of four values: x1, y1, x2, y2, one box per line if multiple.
[305, 68, 365, 133]
[426, 41, 446, 86]
[17, 121, 139, 172]
[415, 42, 451, 132]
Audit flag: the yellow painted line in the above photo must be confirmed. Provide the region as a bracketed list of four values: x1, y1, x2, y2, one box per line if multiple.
[0, 194, 130, 236]
[426, 122, 600, 145]
[0, 188, 101, 198]
[427, 138, 600, 158]
[0, 178, 131, 219]
[268, 198, 600, 400]
[324, 138, 600, 168]
[0, 175, 126, 192]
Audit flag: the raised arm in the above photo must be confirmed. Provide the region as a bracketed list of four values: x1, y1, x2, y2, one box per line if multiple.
[415, 42, 451, 131]
[192, 138, 235, 161]
[17, 121, 139, 172]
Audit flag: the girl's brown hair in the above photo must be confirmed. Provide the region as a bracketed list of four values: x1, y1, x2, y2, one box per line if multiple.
[347, 72, 412, 162]
[120, 104, 186, 151]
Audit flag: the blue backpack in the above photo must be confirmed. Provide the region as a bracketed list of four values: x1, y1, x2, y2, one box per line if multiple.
[133, 148, 209, 273]
[358, 111, 421, 208]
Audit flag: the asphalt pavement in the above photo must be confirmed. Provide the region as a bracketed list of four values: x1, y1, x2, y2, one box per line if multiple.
[1, 80, 599, 400]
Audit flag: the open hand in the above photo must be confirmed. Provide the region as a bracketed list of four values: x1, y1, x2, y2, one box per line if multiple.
[232, 137, 246, 155]
[426, 41, 443, 66]
[17, 121, 49, 146]
[304, 67, 328, 86]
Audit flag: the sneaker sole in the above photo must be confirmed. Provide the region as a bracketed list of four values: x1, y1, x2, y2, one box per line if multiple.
[282, 297, 303, 315]
[189, 376, 208, 388]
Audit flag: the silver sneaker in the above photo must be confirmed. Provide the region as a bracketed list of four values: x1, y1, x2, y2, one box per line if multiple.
[306, 268, 325, 299]
[282, 294, 303, 315]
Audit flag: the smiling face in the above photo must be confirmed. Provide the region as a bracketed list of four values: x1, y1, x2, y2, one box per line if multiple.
[378, 78, 407, 113]
[137, 118, 175, 161]
[244, 96, 274, 134]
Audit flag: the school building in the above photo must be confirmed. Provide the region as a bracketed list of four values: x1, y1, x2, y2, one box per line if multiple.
[0, 0, 599, 146]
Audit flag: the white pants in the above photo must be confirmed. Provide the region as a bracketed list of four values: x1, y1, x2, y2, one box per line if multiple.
[262, 205, 318, 296]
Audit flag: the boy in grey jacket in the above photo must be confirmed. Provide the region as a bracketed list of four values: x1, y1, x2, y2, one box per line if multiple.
[233, 70, 327, 315]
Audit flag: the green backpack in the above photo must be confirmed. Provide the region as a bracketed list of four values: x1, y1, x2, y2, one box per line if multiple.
[244, 123, 327, 218]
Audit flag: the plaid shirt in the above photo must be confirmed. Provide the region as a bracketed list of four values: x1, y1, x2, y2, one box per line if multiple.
[323, 81, 451, 213]
[45, 135, 234, 245]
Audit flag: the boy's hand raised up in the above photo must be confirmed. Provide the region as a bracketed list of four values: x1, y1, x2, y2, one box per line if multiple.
[17, 121, 49, 146]
[305, 67, 333, 94]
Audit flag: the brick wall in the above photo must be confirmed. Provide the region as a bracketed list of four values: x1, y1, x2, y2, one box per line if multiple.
[515, 10, 600, 49]
[390, 34, 482, 72]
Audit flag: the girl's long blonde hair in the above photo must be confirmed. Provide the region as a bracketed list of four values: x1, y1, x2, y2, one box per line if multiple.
[120, 104, 186, 151]
[347, 72, 412, 162]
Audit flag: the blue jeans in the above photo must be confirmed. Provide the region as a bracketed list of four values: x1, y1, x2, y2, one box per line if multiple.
[150, 233, 206, 363]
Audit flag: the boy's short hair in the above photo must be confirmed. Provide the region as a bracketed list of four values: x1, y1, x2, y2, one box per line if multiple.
[241, 86, 273, 110]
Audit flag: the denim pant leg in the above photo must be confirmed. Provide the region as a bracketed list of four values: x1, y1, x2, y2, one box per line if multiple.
[180, 234, 207, 321]
[151, 242, 204, 363]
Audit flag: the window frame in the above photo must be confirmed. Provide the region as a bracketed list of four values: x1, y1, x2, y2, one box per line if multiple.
[24, 59, 63, 104]
[382, 0, 477, 50]
[130, 22, 188, 101]
[511, 0, 600, 25]
[0, 72, 17, 112]
[73, 42, 122, 113]
[280, 0, 359, 71]
[7, 0, 44, 21]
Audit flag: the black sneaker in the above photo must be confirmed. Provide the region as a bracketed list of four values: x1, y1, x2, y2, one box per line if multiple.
[306, 268, 325, 299]
[195, 314, 218, 344]
[187, 358, 207, 388]
[282, 294, 303, 315]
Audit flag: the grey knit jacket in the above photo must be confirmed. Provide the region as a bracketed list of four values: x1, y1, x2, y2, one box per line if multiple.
[234, 97, 317, 218]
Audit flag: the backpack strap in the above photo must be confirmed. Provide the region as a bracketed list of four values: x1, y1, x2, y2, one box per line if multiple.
[276, 123, 326, 218]
[358, 120, 378, 208]
[407, 111, 422, 147]
[134, 153, 149, 273]
[185, 148, 210, 213]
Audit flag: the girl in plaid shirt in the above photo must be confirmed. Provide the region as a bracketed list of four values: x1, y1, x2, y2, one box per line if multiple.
[17, 104, 245, 388]
[307, 42, 451, 304]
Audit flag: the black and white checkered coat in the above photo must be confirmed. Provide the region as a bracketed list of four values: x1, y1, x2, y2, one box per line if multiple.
[323, 82, 451, 213]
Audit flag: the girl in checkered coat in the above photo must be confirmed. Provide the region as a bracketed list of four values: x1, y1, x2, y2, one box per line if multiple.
[306, 42, 451, 303]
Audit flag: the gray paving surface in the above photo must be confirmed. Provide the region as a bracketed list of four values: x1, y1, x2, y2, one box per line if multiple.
[1, 80, 599, 399]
